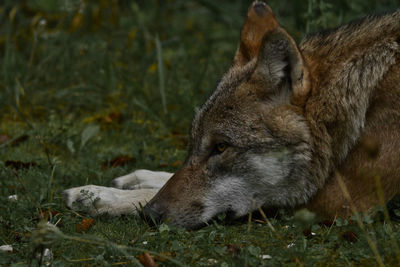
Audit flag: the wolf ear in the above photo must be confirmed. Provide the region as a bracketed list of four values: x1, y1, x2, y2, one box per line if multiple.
[234, 1, 279, 67]
[255, 28, 310, 106]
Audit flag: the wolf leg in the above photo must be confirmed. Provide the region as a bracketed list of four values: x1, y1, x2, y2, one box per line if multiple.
[110, 169, 173, 189]
[63, 185, 158, 216]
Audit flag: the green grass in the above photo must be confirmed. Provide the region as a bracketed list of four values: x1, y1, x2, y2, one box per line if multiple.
[2, 0, 400, 265]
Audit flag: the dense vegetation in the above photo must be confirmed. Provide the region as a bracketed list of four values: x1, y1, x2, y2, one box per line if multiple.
[1, 0, 400, 265]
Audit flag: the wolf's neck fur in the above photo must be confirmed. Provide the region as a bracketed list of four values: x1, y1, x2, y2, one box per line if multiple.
[300, 11, 400, 188]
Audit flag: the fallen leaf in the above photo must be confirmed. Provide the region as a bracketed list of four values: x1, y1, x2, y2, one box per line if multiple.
[71, 13, 83, 31]
[76, 218, 95, 233]
[138, 253, 158, 267]
[39, 210, 61, 219]
[101, 155, 136, 170]
[171, 160, 182, 167]
[0, 134, 10, 144]
[103, 112, 122, 124]
[226, 244, 242, 255]
[319, 219, 335, 227]
[5, 160, 37, 169]
[170, 134, 188, 149]
[341, 230, 358, 243]
[147, 63, 157, 74]
[159, 162, 168, 168]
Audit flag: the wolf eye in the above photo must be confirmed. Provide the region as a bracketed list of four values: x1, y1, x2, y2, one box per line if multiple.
[213, 143, 228, 155]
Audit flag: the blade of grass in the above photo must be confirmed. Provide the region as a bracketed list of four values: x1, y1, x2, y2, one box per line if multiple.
[336, 172, 385, 267]
[375, 175, 400, 264]
[155, 34, 167, 114]
[131, 98, 168, 132]
[48, 164, 56, 208]
[62, 234, 185, 266]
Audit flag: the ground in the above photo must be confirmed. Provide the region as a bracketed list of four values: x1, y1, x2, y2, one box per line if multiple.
[1, 0, 400, 266]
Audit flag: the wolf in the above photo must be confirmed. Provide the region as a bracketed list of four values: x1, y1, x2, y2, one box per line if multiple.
[64, 1, 400, 229]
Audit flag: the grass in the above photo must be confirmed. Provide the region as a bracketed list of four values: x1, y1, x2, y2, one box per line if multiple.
[1, 0, 400, 265]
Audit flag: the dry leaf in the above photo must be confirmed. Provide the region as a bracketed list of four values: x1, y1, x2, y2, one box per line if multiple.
[319, 219, 335, 227]
[170, 134, 188, 149]
[39, 210, 61, 219]
[341, 230, 358, 243]
[171, 160, 182, 167]
[103, 112, 122, 124]
[138, 252, 158, 267]
[0, 134, 11, 144]
[226, 244, 242, 256]
[102, 155, 136, 170]
[76, 218, 95, 232]
[159, 162, 168, 168]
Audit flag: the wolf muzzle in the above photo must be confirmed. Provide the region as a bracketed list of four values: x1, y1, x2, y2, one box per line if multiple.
[140, 201, 166, 225]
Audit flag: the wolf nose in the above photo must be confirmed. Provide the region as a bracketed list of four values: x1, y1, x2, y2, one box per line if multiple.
[140, 202, 165, 225]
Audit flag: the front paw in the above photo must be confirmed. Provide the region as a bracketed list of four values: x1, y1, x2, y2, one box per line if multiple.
[63, 185, 159, 216]
[63, 185, 120, 216]
[111, 169, 172, 189]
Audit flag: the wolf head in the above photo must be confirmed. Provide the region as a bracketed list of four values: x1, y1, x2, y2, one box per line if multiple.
[143, 1, 317, 229]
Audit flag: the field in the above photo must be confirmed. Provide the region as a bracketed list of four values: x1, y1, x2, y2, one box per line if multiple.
[1, 0, 400, 265]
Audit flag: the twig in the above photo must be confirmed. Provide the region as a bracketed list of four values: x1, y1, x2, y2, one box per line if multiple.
[63, 234, 185, 266]
[336, 173, 385, 267]
[258, 207, 288, 248]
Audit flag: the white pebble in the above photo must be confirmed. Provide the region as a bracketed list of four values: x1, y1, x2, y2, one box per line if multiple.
[287, 242, 295, 248]
[0, 245, 13, 252]
[36, 248, 53, 266]
[8, 195, 18, 201]
[261, 254, 272, 259]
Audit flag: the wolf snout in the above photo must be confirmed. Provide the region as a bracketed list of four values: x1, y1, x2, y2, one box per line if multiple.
[140, 202, 166, 225]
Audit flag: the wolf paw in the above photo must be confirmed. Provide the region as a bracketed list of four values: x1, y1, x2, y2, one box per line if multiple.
[63, 185, 158, 216]
[110, 169, 172, 190]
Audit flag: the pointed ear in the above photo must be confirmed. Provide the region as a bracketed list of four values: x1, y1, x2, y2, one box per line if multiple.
[234, 1, 279, 67]
[255, 28, 311, 106]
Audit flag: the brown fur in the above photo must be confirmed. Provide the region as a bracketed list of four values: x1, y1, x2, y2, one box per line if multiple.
[306, 60, 400, 217]
[298, 10, 400, 216]
[234, 2, 400, 217]
[142, 1, 400, 227]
